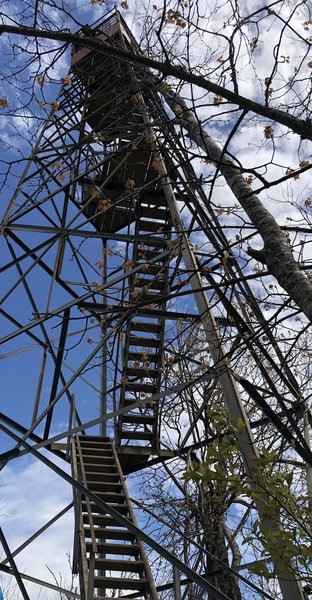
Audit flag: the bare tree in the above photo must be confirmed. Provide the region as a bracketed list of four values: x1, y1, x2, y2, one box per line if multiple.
[0, 2, 311, 599]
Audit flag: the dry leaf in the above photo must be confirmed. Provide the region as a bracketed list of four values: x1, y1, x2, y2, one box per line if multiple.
[125, 179, 136, 189]
[61, 76, 72, 85]
[0, 97, 8, 109]
[264, 125, 274, 139]
[98, 198, 111, 212]
[123, 259, 134, 270]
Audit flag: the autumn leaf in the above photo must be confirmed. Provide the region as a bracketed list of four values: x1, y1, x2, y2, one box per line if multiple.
[249, 37, 258, 50]
[145, 132, 154, 144]
[122, 259, 134, 270]
[91, 187, 103, 199]
[165, 355, 175, 366]
[299, 160, 310, 169]
[152, 153, 163, 173]
[131, 93, 141, 104]
[166, 9, 186, 27]
[61, 76, 72, 86]
[57, 172, 67, 182]
[125, 178, 136, 189]
[37, 75, 44, 88]
[173, 103, 183, 115]
[0, 97, 8, 109]
[98, 198, 111, 212]
[285, 167, 300, 180]
[264, 125, 274, 139]
[213, 95, 223, 107]
[51, 101, 59, 112]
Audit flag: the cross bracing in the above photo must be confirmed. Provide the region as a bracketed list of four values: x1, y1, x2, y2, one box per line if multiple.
[0, 8, 311, 600]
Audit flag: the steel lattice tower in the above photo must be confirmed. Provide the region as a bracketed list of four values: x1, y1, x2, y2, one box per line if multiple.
[0, 9, 309, 600]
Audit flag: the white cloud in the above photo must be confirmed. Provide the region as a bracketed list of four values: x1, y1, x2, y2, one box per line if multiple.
[1, 455, 76, 599]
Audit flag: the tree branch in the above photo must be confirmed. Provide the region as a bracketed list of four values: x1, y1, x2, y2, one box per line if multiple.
[162, 88, 312, 323]
[0, 23, 311, 140]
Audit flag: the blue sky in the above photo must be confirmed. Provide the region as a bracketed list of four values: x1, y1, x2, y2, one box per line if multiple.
[0, 0, 311, 598]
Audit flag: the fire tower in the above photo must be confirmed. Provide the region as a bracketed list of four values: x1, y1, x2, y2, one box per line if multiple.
[0, 8, 309, 600]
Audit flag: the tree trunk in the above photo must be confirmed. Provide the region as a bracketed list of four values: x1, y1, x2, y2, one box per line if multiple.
[162, 88, 312, 324]
[197, 481, 242, 600]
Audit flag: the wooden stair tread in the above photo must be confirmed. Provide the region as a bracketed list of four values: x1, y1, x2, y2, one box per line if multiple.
[122, 415, 155, 425]
[85, 480, 122, 490]
[94, 557, 145, 572]
[130, 321, 162, 333]
[93, 576, 150, 589]
[84, 527, 135, 541]
[125, 382, 157, 392]
[120, 431, 153, 441]
[139, 220, 170, 233]
[86, 541, 140, 555]
[134, 278, 165, 291]
[128, 336, 160, 347]
[125, 367, 158, 377]
[128, 351, 160, 362]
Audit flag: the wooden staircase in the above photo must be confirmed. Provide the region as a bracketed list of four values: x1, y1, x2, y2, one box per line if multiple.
[70, 13, 174, 599]
[116, 189, 171, 452]
[72, 435, 158, 599]
[71, 14, 173, 464]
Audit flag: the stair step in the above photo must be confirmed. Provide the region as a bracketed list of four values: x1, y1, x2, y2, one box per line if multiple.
[135, 262, 165, 276]
[85, 480, 122, 491]
[86, 542, 140, 555]
[86, 472, 120, 483]
[123, 398, 155, 409]
[140, 206, 169, 220]
[84, 527, 136, 541]
[134, 278, 165, 291]
[128, 336, 160, 348]
[78, 447, 113, 456]
[93, 576, 150, 590]
[76, 437, 111, 446]
[86, 491, 125, 504]
[131, 321, 161, 333]
[128, 351, 160, 362]
[83, 463, 116, 473]
[83, 513, 131, 527]
[120, 431, 153, 441]
[139, 220, 170, 233]
[125, 382, 157, 392]
[85, 500, 130, 515]
[137, 249, 168, 262]
[78, 435, 110, 440]
[122, 415, 155, 425]
[141, 191, 167, 206]
[94, 557, 145, 572]
[125, 367, 158, 377]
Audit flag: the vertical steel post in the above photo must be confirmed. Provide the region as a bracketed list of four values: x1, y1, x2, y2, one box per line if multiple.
[173, 566, 182, 600]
